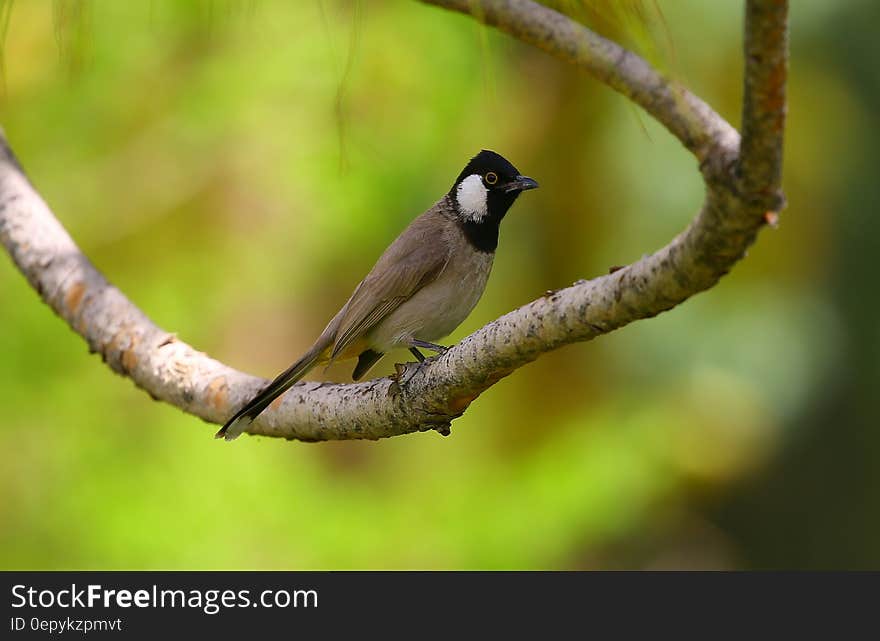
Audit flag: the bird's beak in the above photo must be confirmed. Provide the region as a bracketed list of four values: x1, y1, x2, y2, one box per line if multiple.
[505, 175, 540, 193]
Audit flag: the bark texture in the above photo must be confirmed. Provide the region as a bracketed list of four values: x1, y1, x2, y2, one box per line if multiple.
[0, 0, 788, 441]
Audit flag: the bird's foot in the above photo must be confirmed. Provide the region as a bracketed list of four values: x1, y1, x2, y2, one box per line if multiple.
[409, 339, 449, 355]
[387, 361, 421, 398]
[389, 341, 450, 398]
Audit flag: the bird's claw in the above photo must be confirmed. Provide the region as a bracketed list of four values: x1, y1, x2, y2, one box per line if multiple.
[387, 361, 421, 397]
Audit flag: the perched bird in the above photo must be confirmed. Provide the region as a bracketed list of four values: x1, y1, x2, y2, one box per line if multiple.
[217, 150, 538, 440]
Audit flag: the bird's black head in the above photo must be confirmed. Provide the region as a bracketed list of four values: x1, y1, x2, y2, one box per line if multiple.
[449, 149, 538, 252]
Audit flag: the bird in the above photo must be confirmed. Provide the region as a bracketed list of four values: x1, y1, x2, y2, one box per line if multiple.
[216, 149, 538, 440]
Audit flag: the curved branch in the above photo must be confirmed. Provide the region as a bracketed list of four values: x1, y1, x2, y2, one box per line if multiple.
[0, 0, 787, 442]
[419, 0, 740, 164]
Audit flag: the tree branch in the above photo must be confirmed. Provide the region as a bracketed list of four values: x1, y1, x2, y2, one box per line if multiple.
[739, 0, 788, 211]
[0, 0, 788, 442]
[419, 0, 740, 165]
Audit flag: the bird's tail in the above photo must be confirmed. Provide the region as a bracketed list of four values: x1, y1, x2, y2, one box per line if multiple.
[215, 342, 328, 441]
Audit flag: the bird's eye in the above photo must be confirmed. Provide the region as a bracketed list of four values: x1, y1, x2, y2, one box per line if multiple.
[484, 172, 498, 185]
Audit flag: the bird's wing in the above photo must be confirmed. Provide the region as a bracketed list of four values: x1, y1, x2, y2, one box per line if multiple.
[330, 207, 453, 359]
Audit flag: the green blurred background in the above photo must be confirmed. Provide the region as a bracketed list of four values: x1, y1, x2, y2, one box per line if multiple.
[1, 0, 877, 569]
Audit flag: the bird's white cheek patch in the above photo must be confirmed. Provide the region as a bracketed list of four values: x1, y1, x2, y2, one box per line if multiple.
[455, 174, 488, 222]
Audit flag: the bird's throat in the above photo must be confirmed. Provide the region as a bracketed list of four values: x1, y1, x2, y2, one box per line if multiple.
[459, 215, 501, 253]
[458, 189, 520, 252]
